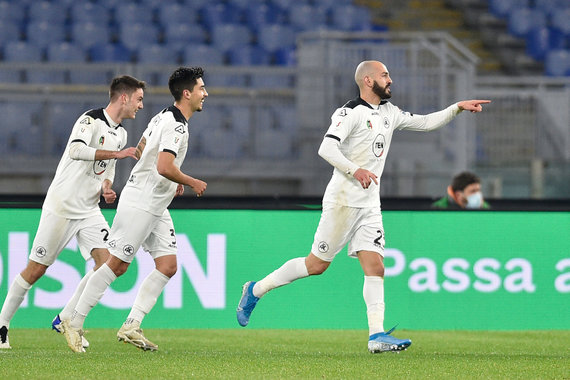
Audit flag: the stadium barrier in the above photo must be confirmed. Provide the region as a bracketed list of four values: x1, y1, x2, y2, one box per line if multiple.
[1, 206, 568, 330]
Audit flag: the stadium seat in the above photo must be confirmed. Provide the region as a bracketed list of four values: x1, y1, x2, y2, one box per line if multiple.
[182, 44, 225, 65]
[46, 42, 85, 63]
[488, 0, 528, 19]
[114, 3, 154, 24]
[200, 3, 242, 30]
[201, 124, 246, 159]
[211, 24, 252, 52]
[544, 49, 570, 76]
[270, 0, 310, 11]
[0, 2, 25, 25]
[526, 27, 565, 61]
[3, 41, 42, 62]
[118, 23, 159, 51]
[243, 3, 284, 32]
[274, 47, 296, 66]
[314, 0, 353, 10]
[256, 24, 296, 53]
[330, 5, 373, 31]
[254, 128, 294, 158]
[26, 22, 66, 49]
[0, 22, 21, 46]
[550, 8, 570, 36]
[534, 0, 569, 16]
[70, 2, 110, 25]
[137, 44, 179, 64]
[507, 8, 546, 38]
[89, 43, 132, 62]
[163, 23, 208, 52]
[28, 1, 68, 24]
[288, 4, 328, 32]
[71, 22, 110, 50]
[228, 45, 271, 66]
[157, 3, 199, 25]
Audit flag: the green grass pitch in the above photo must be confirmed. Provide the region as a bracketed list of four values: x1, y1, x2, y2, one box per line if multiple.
[1, 329, 568, 379]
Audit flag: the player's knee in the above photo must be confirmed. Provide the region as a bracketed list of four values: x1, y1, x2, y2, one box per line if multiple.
[307, 261, 329, 275]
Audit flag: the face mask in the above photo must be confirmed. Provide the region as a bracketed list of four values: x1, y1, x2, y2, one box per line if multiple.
[466, 191, 483, 209]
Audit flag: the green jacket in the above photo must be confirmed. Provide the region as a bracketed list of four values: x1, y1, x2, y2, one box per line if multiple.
[431, 195, 491, 210]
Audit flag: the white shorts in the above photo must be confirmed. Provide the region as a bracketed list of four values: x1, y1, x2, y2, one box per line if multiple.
[311, 203, 385, 262]
[30, 209, 110, 266]
[107, 204, 177, 263]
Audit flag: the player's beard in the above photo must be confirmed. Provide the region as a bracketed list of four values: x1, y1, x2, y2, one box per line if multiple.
[372, 80, 391, 99]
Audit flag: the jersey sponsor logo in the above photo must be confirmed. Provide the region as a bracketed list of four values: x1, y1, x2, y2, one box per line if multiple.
[383, 117, 390, 129]
[107, 240, 117, 248]
[93, 160, 108, 175]
[123, 244, 135, 256]
[99, 136, 105, 145]
[372, 134, 386, 158]
[107, 130, 117, 136]
[175, 125, 186, 134]
[80, 117, 91, 125]
[318, 241, 329, 253]
[35, 246, 47, 258]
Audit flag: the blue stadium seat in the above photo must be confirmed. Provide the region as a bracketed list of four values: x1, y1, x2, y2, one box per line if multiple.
[182, 44, 225, 65]
[270, 0, 310, 11]
[200, 3, 242, 30]
[89, 43, 132, 62]
[228, 46, 271, 65]
[3, 41, 42, 62]
[157, 3, 199, 25]
[288, 4, 328, 32]
[71, 22, 110, 49]
[488, 0, 528, 19]
[46, 42, 85, 63]
[50, 102, 90, 155]
[26, 22, 66, 49]
[0, 2, 26, 25]
[118, 23, 159, 51]
[244, 3, 284, 32]
[0, 22, 20, 45]
[544, 49, 570, 76]
[163, 23, 208, 52]
[70, 2, 110, 25]
[551, 8, 570, 36]
[330, 5, 373, 31]
[114, 3, 154, 24]
[250, 72, 293, 89]
[137, 44, 179, 64]
[28, 1, 68, 24]
[256, 24, 296, 53]
[274, 47, 296, 66]
[254, 128, 294, 158]
[211, 24, 252, 52]
[314, 0, 353, 9]
[0, 102, 44, 156]
[534, 0, 568, 16]
[526, 27, 565, 61]
[507, 8, 546, 38]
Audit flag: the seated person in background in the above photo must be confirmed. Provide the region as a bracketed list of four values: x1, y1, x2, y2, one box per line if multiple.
[432, 171, 490, 210]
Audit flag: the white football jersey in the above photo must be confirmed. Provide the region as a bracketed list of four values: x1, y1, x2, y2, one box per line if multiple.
[119, 105, 189, 216]
[43, 108, 127, 218]
[322, 97, 460, 207]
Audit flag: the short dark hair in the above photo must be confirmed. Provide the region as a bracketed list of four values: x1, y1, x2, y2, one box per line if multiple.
[109, 75, 146, 101]
[168, 66, 204, 101]
[451, 171, 481, 192]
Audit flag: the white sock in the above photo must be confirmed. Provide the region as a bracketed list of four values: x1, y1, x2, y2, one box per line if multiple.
[59, 269, 94, 320]
[125, 269, 170, 324]
[0, 274, 32, 328]
[253, 257, 309, 298]
[70, 264, 116, 329]
[363, 276, 385, 336]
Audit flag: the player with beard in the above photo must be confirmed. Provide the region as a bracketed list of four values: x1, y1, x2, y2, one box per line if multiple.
[236, 60, 490, 353]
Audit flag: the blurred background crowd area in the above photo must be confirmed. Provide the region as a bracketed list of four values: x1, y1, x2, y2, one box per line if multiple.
[0, 0, 569, 199]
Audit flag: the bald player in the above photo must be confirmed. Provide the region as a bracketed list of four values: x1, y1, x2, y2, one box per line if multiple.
[236, 60, 490, 353]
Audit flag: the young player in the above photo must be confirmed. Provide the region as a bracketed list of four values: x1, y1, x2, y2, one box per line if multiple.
[237, 60, 491, 353]
[0, 76, 145, 349]
[61, 67, 208, 353]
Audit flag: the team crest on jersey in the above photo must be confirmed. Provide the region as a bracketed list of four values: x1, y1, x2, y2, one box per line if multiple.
[366, 120, 373, 130]
[383, 117, 390, 129]
[99, 136, 105, 145]
[318, 241, 329, 253]
[35, 246, 47, 258]
[372, 134, 386, 157]
[123, 244, 135, 256]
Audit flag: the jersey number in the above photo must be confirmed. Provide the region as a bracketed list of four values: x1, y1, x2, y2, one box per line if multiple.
[100, 228, 109, 242]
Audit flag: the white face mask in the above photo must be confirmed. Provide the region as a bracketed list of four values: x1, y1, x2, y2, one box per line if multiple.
[466, 191, 483, 209]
